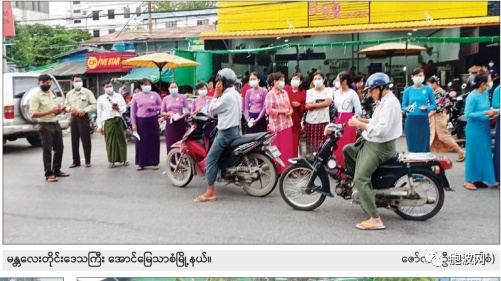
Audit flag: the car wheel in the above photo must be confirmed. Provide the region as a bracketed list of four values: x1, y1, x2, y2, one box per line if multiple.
[27, 136, 42, 147]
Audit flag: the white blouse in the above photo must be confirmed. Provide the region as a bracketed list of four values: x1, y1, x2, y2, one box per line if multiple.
[305, 87, 333, 124]
[334, 88, 362, 114]
[96, 92, 127, 129]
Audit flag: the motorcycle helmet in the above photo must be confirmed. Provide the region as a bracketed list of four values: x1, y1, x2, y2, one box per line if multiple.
[215, 68, 237, 88]
[365, 72, 391, 89]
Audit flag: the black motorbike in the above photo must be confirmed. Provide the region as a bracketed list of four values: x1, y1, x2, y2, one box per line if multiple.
[278, 123, 453, 221]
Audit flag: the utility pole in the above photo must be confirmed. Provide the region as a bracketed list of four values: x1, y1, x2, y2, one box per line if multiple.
[148, 2, 152, 34]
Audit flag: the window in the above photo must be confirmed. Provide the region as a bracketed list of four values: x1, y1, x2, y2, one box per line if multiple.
[197, 19, 209, 25]
[83, 11, 87, 15]
[165, 21, 177, 28]
[124, 7, 130, 18]
[109, 29, 115, 34]
[93, 30, 100, 37]
[136, 7, 141, 16]
[92, 11, 99, 20]
[73, 9, 81, 13]
[33, 1, 39, 12]
[74, 19, 81, 24]
[73, 1, 80, 4]
[108, 9, 115, 19]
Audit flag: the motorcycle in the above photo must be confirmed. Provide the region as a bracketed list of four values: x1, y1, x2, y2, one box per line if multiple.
[88, 112, 98, 134]
[165, 112, 284, 197]
[278, 123, 453, 221]
[121, 104, 135, 142]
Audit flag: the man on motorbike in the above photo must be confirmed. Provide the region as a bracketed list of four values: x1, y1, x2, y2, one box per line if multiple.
[343, 72, 402, 230]
[194, 68, 243, 202]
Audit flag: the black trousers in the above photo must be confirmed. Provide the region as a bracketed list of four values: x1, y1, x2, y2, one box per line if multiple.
[70, 114, 92, 165]
[38, 122, 64, 177]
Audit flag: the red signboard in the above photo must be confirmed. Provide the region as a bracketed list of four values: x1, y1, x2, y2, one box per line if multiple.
[3, 2, 16, 37]
[86, 52, 136, 73]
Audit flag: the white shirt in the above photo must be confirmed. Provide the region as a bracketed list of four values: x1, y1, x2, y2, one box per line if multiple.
[362, 91, 402, 143]
[334, 88, 362, 115]
[96, 92, 127, 129]
[209, 87, 242, 130]
[305, 87, 333, 124]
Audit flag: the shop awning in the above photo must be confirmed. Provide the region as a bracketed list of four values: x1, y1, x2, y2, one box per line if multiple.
[200, 16, 500, 39]
[42, 61, 87, 77]
[117, 67, 173, 83]
[28, 62, 62, 73]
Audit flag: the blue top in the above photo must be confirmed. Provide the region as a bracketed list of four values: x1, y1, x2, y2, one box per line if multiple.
[401, 85, 437, 116]
[492, 85, 500, 109]
[465, 89, 490, 121]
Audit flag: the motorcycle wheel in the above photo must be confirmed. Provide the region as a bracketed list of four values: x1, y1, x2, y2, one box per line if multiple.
[165, 148, 194, 187]
[393, 170, 445, 221]
[279, 163, 326, 211]
[239, 152, 278, 197]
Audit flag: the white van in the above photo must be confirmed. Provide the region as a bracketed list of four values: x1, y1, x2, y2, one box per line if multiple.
[3, 73, 70, 146]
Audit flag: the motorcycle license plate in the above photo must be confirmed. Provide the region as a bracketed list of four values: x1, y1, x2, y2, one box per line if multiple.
[269, 146, 281, 158]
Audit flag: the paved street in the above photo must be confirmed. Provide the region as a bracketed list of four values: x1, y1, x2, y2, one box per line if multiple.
[3, 133, 499, 244]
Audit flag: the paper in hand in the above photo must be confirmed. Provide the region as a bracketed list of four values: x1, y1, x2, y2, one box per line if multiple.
[248, 118, 255, 128]
[170, 113, 181, 124]
[133, 131, 141, 141]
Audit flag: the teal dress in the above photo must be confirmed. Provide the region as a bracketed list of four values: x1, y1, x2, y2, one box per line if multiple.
[465, 89, 496, 184]
[492, 86, 500, 182]
[401, 85, 437, 152]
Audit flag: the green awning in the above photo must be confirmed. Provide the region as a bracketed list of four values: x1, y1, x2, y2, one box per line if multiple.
[118, 67, 172, 83]
[28, 62, 62, 73]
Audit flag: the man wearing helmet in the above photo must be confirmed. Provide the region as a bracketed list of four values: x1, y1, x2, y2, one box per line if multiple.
[343, 72, 402, 230]
[194, 68, 243, 202]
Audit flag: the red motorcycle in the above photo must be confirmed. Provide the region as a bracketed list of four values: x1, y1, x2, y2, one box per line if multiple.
[166, 113, 284, 197]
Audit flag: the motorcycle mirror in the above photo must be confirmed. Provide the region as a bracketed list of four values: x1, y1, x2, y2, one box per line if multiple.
[447, 82, 452, 87]
[461, 83, 467, 89]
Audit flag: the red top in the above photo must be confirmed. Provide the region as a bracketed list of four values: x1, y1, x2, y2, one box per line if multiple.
[207, 88, 215, 97]
[241, 83, 251, 99]
[284, 85, 307, 125]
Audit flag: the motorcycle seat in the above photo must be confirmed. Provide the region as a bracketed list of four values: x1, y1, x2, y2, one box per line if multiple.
[229, 132, 267, 147]
[379, 153, 402, 167]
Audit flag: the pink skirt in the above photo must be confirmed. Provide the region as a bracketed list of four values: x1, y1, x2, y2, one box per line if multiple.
[332, 112, 356, 167]
[272, 127, 293, 174]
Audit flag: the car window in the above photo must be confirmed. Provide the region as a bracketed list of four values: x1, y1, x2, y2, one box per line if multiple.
[13, 77, 62, 98]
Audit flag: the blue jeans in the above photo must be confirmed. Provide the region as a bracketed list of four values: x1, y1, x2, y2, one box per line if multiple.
[206, 126, 241, 185]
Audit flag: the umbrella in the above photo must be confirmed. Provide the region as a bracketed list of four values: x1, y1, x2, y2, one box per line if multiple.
[358, 42, 427, 79]
[122, 52, 199, 89]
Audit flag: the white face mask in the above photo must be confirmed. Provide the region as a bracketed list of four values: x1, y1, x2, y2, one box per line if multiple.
[291, 79, 300, 88]
[74, 82, 83, 89]
[334, 81, 341, 89]
[170, 88, 178, 95]
[487, 81, 494, 90]
[489, 63, 494, 68]
[142, 85, 151, 92]
[413, 76, 425, 85]
[278, 81, 285, 89]
[314, 80, 324, 89]
[249, 80, 259, 88]
[105, 87, 113, 94]
[198, 89, 207, 96]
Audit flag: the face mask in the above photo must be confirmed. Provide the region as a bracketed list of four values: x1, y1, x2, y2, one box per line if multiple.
[249, 80, 259, 88]
[487, 81, 493, 90]
[278, 81, 285, 89]
[170, 88, 178, 95]
[413, 77, 424, 85]
[40, 85, 51, 92]
[74, 82, 83, 89]
[291, 79, 300, 88]
[334, 81, 341, 89]
[105, 87, 114, 94]
[314, 80, 324, 89]
[142, 85, 151, 92]
[198, 90, 207, 97]
[489, 63, 494, 68]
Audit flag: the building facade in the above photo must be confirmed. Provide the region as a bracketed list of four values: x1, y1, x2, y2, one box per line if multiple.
[11, 1, 50, 24]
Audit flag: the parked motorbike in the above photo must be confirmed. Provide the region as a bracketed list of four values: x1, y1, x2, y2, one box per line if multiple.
[278, 123, 453, 221]
[88, 112, 98, 134]
[165, 112, 284, 197]
[122, 104, 135, 142]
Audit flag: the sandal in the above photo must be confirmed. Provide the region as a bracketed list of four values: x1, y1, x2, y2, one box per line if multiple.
[108, 163, 115, 168]
[194, 195, 217, 202]
[355, 220, 386, 230]
[464, 182, 477, 191]
[69, 163, 80, 168]
[85, 163, 92, 168]
[56, 171, 70, 177]
[456, 157, 465, 162]
[123, 161, 130, 166]
[46, 176, 58, 182]
[152, 165, 159, 170]
[136, 165, 143, 171]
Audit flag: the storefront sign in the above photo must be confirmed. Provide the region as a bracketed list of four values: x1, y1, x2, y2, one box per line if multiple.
[309, 1, 369, 27]
[3, 2, 16, 37]
[86, 52, 136, 73]
[188, 37, 205, 51]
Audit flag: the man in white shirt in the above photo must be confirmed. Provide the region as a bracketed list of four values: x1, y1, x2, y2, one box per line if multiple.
[96, 80, 129, 168]
[344, 73, 402, 230]
[195, 68, 242, 202]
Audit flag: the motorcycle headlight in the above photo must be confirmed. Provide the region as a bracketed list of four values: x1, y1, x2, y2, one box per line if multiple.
[327, 158, 337, 169]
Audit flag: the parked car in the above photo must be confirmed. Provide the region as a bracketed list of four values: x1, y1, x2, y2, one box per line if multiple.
[3, 73, 70, 146]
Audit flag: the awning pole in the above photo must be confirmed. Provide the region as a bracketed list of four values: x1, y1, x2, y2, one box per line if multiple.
[295, 45, 300, 73]
[405, 38, 409, 86]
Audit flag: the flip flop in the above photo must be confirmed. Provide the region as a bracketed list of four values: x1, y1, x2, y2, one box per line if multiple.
[355, 220, 386, 230]
[194, 195, 217, 202]
[136, 166, 143, 171]
[464, 182, 477, 191]
[56, 172, 70, 177]
[152, 165, 159, 170]
[46, 176, 58, 182]
[109, 163, 115, 168]
[69, 163, 80, 168]
[456, 157, 465, 162]
[85, 163, 92, 168]
[123, 161, 130, 166]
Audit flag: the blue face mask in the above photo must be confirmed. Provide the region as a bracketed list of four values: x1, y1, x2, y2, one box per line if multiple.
[170, 88, 178, 95]
[314, 80, 324, 88]
[105, 87, 114, 95]
[142, 85, 151, 92]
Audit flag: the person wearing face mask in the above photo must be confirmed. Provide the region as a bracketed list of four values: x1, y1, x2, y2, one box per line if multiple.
[265, 72, 294, 173]
[463, 74, 498, 190]
[488, 60, 500, 89]
[352, 75, 365, 101]
[28, 74, 70, 182]
[332, 71, 362, 167]
[160, 81, 189, 155]
[401, 68, 437, 152]
[96, 80, 128, 168]
[426, 76, 465, 162]
[191, 82, 213, 115]
[304, 71, 333, 156]
[243, 72, 268, 134]
[64, 74, 97, 168]
[284, 72, 307, 157]
[130, 78, 162, 171]
[344, 72, 402, 230]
